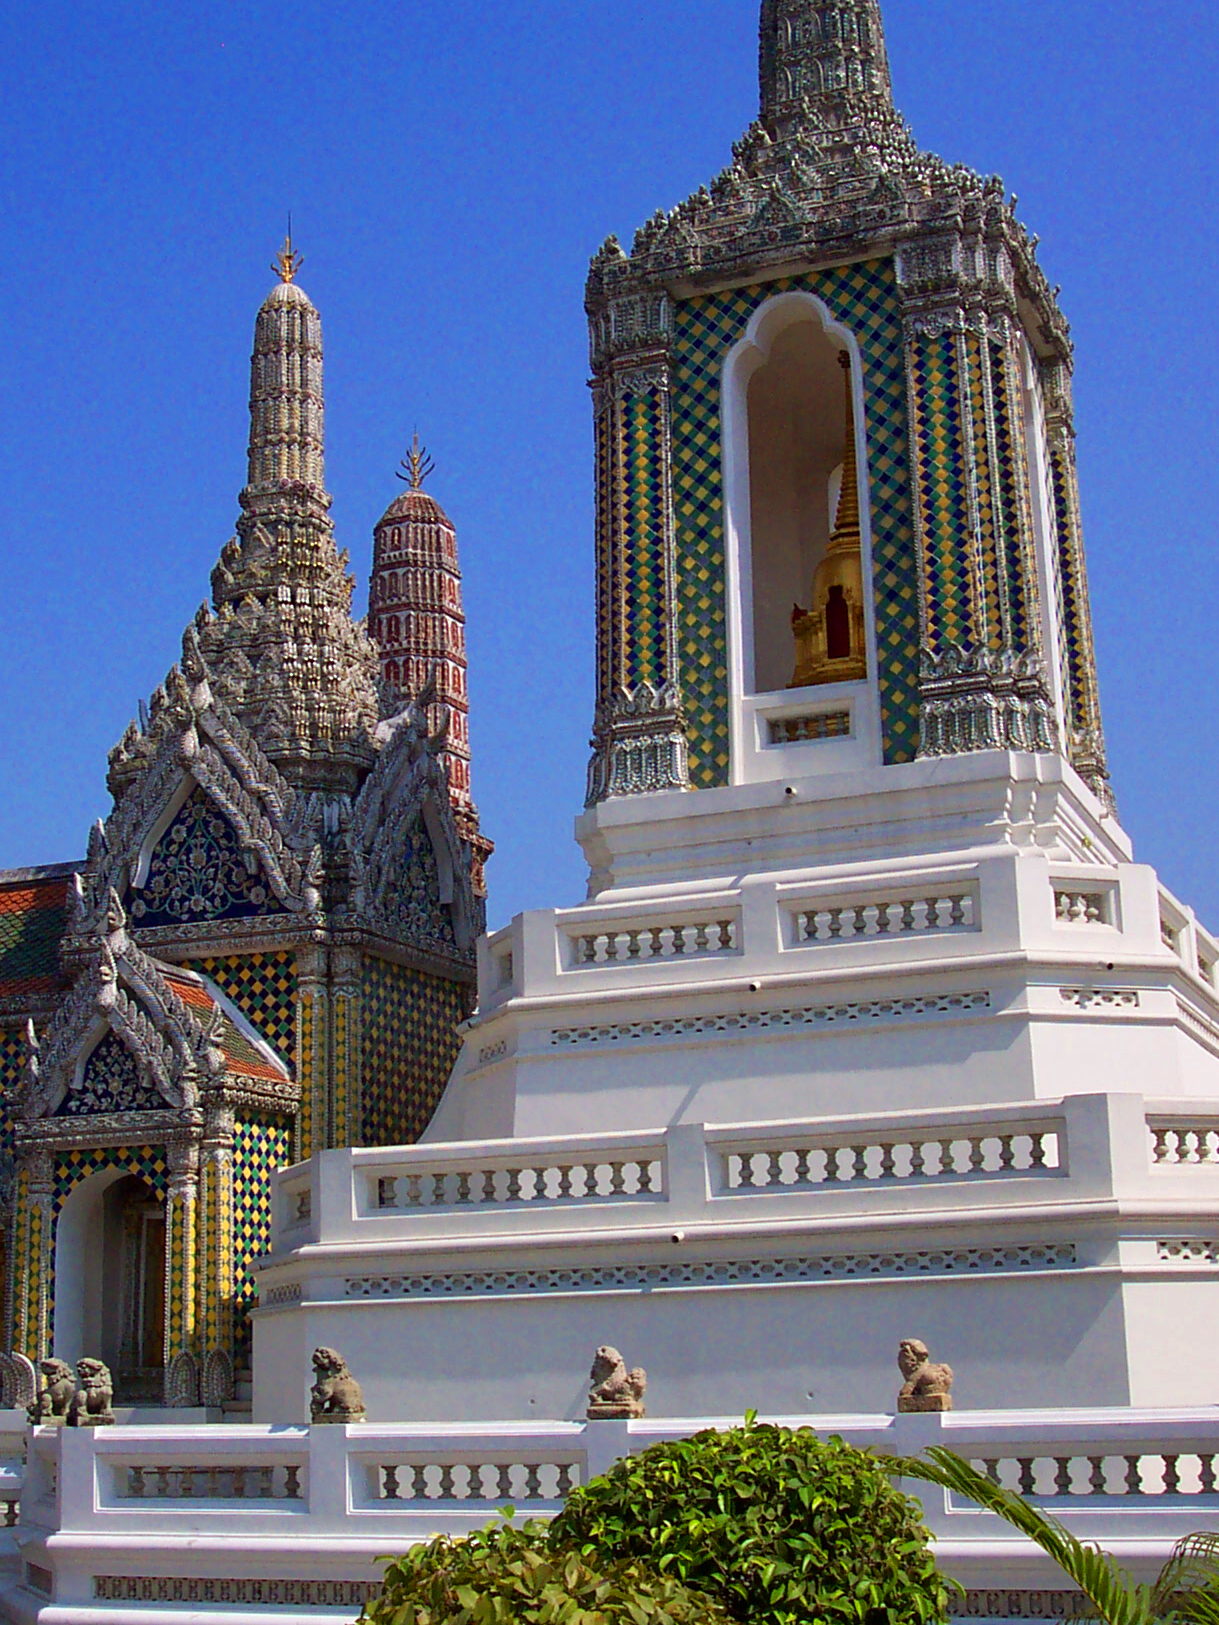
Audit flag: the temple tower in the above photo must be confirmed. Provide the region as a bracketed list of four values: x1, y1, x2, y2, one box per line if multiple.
[583, 0, 1109, 817]
[370, 441, 491, 893]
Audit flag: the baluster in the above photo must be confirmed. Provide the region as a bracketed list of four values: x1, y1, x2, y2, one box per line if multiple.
[982, 1459, 1001, 1486]
[604, 931, 621, 962]
[997, 1135, 1016, 1172]
[525, 1464, 543, 1501]
[738, 1152, 757, 1189]
[1149, 1129, 1172, 1165]
[876, 902, 894, 935]
[649, 927, 665, 959]
[456, 1171, 472, 1205]
[207, 1468, 220, 1498]
[626, 930, 642, 960]
[695, 923, 710, 953]
[382, 1465, 400, 1501]
[177, 1468, 194, 1499]
[583, 1162, 603, 1197]
[910, 1140, 927, 1180]
[1089, 1457, 1106, 1496]
[609, 1162, 627, 1196]
[156, 1467, 171, 1497]
[951, 895, 967, 928]
[1030, 1132, 1049, 1170]
[578, 935, 595, 964]
[1124, 1456, 1142, 1495]
[557, 1463, 575, 1498]
[767, 1152, 785, 1189]
[259, 1467, 274, 1500]
[969, 1136, 986, 1175]
[497, 1464, 514, 1500]
[432, 1173, 448, 1206]
[901, 900, 916, 933]
[637, 1160, 656, 1195]
[129, 1466, 146, 1498]
[927, 897, 943, 930]
[939, 1139, 958, 1177]
[1200, 1455, 1216, 1495]
[438, 1465, 455, 1501]
[1018, 1458, 1036, 1497]
[506, 1167, 522, 1202]
[406, 1173, 424, 1207]
[720, 919, 736, 950]
[1163, 1455, 1181, 1495]
[851, 907, 868, 937]
[412, 1466, 429, 1500]
[378, 1176, 398, 1209]
[1054, 1458, 1073, 1496]
[234, 1468, 249, 1500]
[1204, 1132, 1219, 1165]
[798, 912, 814, 943]
[879, 1142, 897, 1180]
[828, 908, 844, 939]
[4, 1500, 15, 1528]
[852, 1144, 869, 1182]
[557, 1165, 574, 1200]
[794, 1148, 812, 1185]
[823, 1146, 841, 1184]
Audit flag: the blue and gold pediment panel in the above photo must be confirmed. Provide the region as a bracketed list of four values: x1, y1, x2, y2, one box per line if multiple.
[127, 788, 284, 930]
[56, 1030, 163, 1117]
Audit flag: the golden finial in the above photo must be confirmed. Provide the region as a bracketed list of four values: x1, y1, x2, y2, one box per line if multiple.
[273, 232, 304, 284]
[396, 432, 436, 491]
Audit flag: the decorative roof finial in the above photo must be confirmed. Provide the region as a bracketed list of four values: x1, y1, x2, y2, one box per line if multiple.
[396, 432, 436, 492]
[273, 228, 303, 285]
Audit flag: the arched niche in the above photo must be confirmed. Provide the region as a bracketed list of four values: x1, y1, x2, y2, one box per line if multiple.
[722, 291, 881, 784]
[55, 1168, 166, 1389]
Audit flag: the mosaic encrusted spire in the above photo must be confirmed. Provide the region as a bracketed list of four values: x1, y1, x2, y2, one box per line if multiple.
[371, 443, 492, 895]
[760, 0, 893, 134]
[198, 247, 380, 791]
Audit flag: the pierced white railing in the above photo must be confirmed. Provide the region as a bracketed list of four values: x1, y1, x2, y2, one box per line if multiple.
[571, 917, 738, 967]
[796, 891, 977, 944]
[371, 1140, 668, 1214]
[715, 1119, 1064, 1194]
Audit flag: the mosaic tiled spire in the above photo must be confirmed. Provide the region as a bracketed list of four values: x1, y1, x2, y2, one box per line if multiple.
[583, 0, 1112, 808]
[371, 440, 492, 894]
[199, 240, 380, 792]
[760, 0, 893, 132]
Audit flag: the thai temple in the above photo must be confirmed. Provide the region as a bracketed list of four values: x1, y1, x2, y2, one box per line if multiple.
[3, 3, 1219, 1622]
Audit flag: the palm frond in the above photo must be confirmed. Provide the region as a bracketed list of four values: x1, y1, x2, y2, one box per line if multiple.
[1152, 1532, 1219, 1623]
[890, 1448, 1158, 1625]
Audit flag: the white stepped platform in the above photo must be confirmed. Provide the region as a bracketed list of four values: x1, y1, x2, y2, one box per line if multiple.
[4, 1408, 1219, 1624]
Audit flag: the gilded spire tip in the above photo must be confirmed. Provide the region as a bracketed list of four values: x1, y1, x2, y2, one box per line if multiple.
[273, 234, 304, 285]
[396, 431, 436, 491]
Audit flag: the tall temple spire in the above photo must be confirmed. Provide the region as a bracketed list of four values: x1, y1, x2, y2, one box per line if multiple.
[370, 443, 492, 895]
[196, 249, 380, 791]
[759, 0, 893, 135]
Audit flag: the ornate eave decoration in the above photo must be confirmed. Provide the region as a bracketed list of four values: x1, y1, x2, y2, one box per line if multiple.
[20, 891, 297, 1135]
[88, 625, 324, 947]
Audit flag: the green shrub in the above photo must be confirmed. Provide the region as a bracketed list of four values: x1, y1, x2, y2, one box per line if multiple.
[552, 1421, 949, 1625]
[359, 1516, 732, 1625]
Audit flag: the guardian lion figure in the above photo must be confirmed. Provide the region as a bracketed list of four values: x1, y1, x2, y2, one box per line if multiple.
[587, 1345, 647, 1419]
[67, 1358, 115, 1427]
[310, 1347, 366, 1424]
[897, 1338, 954, 1414]
[28, 1358, 75, 1425]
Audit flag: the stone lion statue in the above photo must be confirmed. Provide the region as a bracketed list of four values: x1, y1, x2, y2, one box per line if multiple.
[898, 1339, 954, 1414]
[67, 1358, 115, 1427]
[588, 1345, 647, 1419]
[310, 1347, 366, 1424]
[29, 1358, 76, 1425]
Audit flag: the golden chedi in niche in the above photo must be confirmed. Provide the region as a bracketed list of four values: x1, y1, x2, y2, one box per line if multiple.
[790, 353, 868, 688]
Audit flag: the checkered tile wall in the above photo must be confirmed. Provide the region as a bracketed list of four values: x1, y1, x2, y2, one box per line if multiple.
[232, 1115, 293, 1363]
[361, 957, 470, 1146]
[670, 259, 920, 785]
[199, 953, 296, 1064]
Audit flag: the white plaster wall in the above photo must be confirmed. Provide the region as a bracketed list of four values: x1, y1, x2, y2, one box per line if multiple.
[253, 1270, 1132, 1426]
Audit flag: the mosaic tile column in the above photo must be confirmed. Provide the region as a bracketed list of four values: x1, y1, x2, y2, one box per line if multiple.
[585, 289, 689, 803]
[197, 1109, 235, 1364]
[11, 1151, 53, 1360]
[295, 945, 330, 1158]
[1041, 359, 1112, 806]
[163, 1140, 199, 1380]
[330, 948, 363, 1149]
[898, 237, 1056, 757]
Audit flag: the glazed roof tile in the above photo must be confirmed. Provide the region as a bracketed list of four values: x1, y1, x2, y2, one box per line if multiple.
[0, 871, 72, 1000]
[162, 968, 291, 1085]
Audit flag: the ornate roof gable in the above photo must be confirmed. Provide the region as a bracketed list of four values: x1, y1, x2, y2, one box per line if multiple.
[84, 623, 323, 944]
[22, 894, 293, 1128]
[349, 691, 480, 959]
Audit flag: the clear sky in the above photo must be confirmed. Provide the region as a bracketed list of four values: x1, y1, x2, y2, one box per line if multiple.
[1, 0, 1216, 932]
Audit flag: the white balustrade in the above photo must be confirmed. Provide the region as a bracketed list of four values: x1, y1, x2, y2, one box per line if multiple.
[1149, 1119, 1219, 1165]
[374, 1148, 666, 1213]
[571, 917, 738, 968]
[718, 1120, 1063, 1193]
[366, 1456, 579, 1505]
[797, 891, 977, 944]
[1054, 890, 1109, 925]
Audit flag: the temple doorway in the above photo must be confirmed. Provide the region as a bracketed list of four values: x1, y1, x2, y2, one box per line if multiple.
[55, 1170, 167, 1405]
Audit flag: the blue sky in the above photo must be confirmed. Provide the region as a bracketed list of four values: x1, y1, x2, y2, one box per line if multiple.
[1, 0, 1216, 930]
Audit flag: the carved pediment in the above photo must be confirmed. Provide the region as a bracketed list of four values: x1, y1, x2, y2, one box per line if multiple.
[351, 695, 478, 957]
[84, 627, 323, 939]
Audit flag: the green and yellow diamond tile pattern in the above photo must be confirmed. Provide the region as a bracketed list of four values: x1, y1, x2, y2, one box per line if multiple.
[991, 344, 1032, 651]
[361, 957, 468, 1147]
[669, 258, 921, 781]
[199, 953, 296, 1065]
[907, 329, 977, 654]
[232, 1114, 293, 1362]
